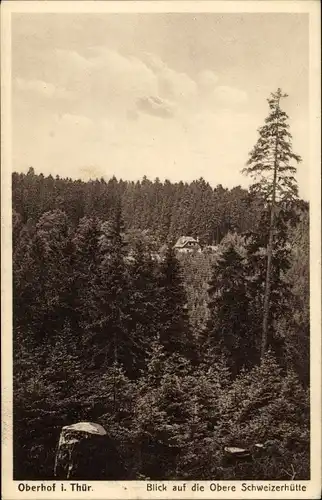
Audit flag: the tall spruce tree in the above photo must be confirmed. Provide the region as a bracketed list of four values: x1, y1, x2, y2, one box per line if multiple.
[157, 245, 195, 361]
[206, 243, 258, 376]
[72, 216, 102, 332]
[244, 207, 295, 363]
[84, 204, 133, 375]
[243, 89, 302, 359]
[126, 239, 161, 374]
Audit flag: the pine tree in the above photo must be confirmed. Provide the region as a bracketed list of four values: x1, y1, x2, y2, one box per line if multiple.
[176, 353, 230, 479]
[126, 239, 160, 374]
[159, 180, 174, 242]
[35, 210, 77, 334]
[206, 243, 258, 376]
[243, 89, 302, 359]
[13, 212, 76, 342]
[84, 205, 141, 377]
[72, 216, 102, 332]
[133, 353, 195, 479]
[157, 245, 195, 361]
[21, 167, 42, 221]
[13, 220, 37, 334]
[244, 208, 294, 362]
[281, 208, 310, 384]
[213, 352, 309, 479]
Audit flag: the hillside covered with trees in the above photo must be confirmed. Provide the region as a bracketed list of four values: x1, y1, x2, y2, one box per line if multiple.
[12, 90, 310, 481]
[12, 168, 272, 246]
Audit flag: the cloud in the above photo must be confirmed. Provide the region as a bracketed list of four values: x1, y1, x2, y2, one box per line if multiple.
[212, 85, 248, 105]
[126, 109, 139, 121]
[55, 48, 89, 71]
[14, 77, 71, 99]
[58, 113, 93, 128]
[142, 52, 197, 102]
[49, 48, 202, 120]
[11, 14, 308, 200]
[136, 95, 175, 119]
[15, 46, 249, 126]
[54, 47, 158, 113]
[197, 70, 219, 90]
[13, 46, 256, 190]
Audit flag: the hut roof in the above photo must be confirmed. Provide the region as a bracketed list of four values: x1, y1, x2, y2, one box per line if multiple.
[174, 236, 199, 248]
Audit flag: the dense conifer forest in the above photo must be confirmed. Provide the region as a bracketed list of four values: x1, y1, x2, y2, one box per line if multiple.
[13, 167, 309, 480]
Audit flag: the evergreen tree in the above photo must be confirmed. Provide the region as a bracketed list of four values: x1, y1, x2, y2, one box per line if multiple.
[35, 210, 77, 334]
[282, 208, 310, 384]
[144, 335, 167, 389]
[176, 353, 230, 478]
[213, 352, 309, 480]
[159, 180, 174, 241]
[157, 245, 195, 361]
[126, 240, 160, 374]
[72, 216, 102, 330]
[11, 167, 310, 481]
[13, 218, 60, 341]
[189, 178, 215, 244]
[168, 182, 192, 239]
[84, 206, 141, 377]
[244, 207, 295, 362]
[133, 348, 195, 479]
[206, 243, 258, 376]
[179, 251, 215, 339]
[12, 170, 267, 244]
[243, 89, 302, 359]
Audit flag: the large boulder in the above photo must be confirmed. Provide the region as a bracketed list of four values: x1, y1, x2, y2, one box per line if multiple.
[54, 422, 108, 479]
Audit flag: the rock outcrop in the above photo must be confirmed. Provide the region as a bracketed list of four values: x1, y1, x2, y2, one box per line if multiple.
[54, 422, 108, 479]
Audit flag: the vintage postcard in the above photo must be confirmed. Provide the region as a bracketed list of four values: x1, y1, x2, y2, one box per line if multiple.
[1, 1, 321, 499]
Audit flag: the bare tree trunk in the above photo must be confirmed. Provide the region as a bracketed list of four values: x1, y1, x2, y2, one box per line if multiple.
[261, 187, 276, 358]
[261, 103, 280, 360]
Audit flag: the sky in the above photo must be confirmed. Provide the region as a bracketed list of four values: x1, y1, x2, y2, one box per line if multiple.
[11, 12, 309, 198]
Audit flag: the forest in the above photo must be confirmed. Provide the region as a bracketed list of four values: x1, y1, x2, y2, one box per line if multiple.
[12, 90, 310, 480]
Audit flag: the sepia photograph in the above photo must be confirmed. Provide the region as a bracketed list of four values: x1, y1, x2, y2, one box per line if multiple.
[1, 1, 321, 498]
